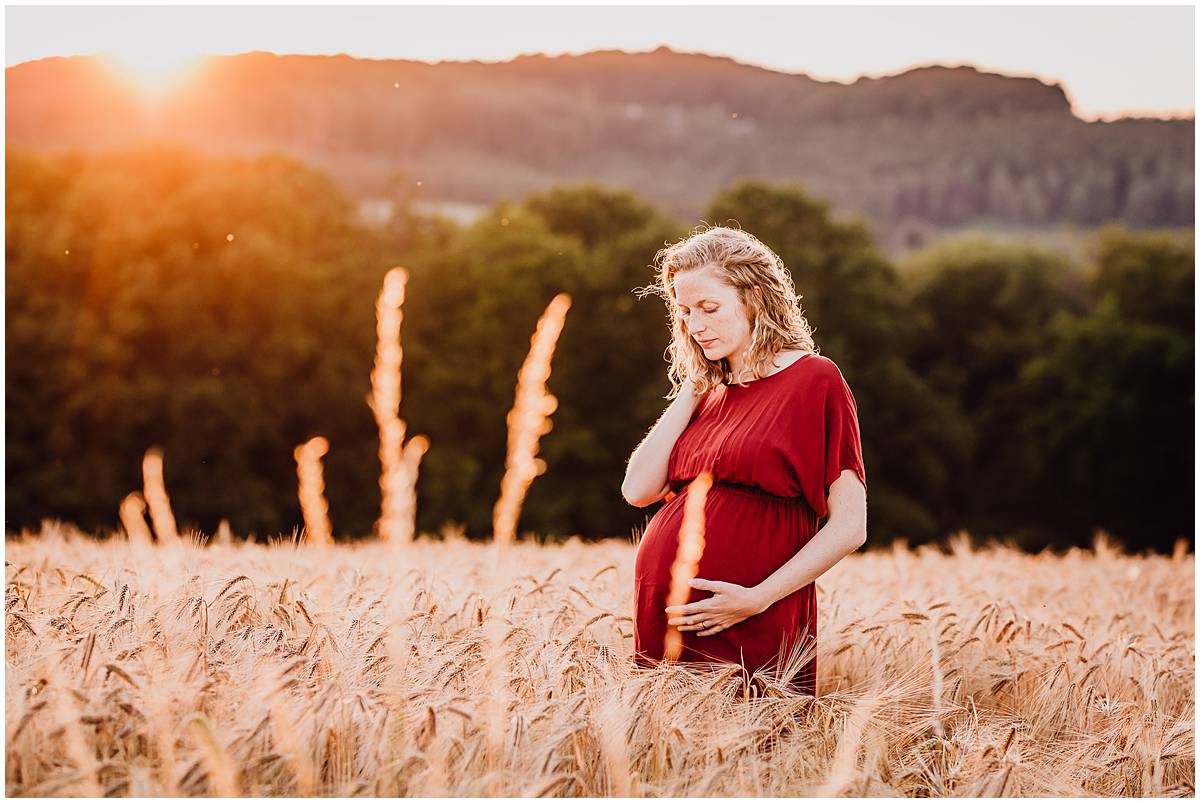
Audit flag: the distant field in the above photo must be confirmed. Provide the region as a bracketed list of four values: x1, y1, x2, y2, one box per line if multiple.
[5, 525, 1194, 797]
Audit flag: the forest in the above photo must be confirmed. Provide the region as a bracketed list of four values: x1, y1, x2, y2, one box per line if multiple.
[5, 145, 1193, 552]
[6, 53, 1193, 256]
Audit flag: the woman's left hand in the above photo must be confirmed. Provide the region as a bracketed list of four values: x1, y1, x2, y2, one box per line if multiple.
[665, 578, 770, 637]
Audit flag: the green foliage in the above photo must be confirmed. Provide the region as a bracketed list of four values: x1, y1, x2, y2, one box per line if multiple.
[5, 149, 1192, 552]
[6, 146, 386, 536]
[1012, 228, 1194, 551]
[899, 237, 1090, 540]
[900, 229, 1192, 550]
[399, 184, 684, 538]
[703, 181, 966, 543]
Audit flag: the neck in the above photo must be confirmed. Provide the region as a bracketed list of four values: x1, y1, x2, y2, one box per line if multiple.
[725, 350, 750, 382]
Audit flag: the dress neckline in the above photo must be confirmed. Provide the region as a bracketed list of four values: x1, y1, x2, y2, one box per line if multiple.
[725, 351, 815, 388]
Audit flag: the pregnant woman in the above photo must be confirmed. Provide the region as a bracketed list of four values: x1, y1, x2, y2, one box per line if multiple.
[622, 225, 868, 696]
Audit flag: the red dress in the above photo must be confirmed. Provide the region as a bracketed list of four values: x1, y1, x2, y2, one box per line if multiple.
[632, 353, 867, 695]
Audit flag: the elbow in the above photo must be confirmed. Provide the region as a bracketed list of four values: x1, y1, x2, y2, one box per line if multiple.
[621, 480, 661, 509]
[849, 517, 868, 550]
[833, 515, 867, 551]
[851, 528, 868, 550]
[621, 488, 653, 508]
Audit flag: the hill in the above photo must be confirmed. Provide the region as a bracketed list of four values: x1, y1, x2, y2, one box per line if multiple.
[6, 47, 1193, 252]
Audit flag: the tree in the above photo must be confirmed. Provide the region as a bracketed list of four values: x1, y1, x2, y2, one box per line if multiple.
[703, 180, 961, 543]
[6, 145, 390, 537]
[899, 236, 1090, 539]
[400, 184, 686, 539]
[1013, 227, 1193, 551]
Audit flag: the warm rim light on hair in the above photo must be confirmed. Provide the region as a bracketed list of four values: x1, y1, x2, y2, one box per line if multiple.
[635, 224, 818, 399]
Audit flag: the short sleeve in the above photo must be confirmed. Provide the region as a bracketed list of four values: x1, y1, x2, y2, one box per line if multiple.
[798, 364, 867, 520]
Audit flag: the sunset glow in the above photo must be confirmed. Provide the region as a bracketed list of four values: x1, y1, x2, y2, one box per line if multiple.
[102, 47, 204, 98]
[9, 5, 1193, 120]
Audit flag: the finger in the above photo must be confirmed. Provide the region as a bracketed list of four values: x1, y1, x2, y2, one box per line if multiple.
[697, 623, 726, 637]
[666, 601, 712, 616]
[665, 602, 705, 615]
[689, 578, 735, 592]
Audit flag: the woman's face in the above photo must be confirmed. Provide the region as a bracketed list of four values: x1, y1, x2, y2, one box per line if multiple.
[671, 264, 751, 364]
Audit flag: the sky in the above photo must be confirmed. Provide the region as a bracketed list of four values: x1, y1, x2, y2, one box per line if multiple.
[4, 4, 1195, 120]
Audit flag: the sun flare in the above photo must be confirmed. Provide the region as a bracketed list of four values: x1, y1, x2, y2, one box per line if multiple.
[103, 47, 205, 98]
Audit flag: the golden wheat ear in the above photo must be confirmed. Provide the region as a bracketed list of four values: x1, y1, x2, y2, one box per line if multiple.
[369, 267, 428, 545]
[492, 292, 572, 547]
[141, 446, 180, 545]
[294, 435, 334, 547]
[664, 471, 712, 661]
[118, 490, 154, 547]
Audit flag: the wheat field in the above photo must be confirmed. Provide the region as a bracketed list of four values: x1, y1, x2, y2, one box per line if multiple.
[4, 523, 1193, 797]
[6, 270, 1195, 797]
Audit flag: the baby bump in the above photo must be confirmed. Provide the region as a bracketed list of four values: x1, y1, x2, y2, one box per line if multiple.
[635, 483, 816, 590]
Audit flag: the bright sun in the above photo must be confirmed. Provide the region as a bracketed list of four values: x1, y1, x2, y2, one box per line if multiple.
[104, 47, 205, 99]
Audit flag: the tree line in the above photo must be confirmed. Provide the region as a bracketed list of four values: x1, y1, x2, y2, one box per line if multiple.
[7, 55, 1193, 257]
[5, 145, 1193, 552]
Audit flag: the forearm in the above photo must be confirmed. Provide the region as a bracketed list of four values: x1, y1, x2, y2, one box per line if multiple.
[622, 389, 702, 504]
[752, 517, 865, 610]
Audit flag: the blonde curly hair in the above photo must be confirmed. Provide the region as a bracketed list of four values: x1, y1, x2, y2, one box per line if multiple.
[635, 224, 818, 398]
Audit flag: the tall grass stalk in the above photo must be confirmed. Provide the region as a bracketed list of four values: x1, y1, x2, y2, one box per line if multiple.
[118, 491, 154, 547]
[368, 267, 429, 545]
[178, 712, 240, 796]
[141, 447, 179, 544]
[492, 292, 571, 546]
[293, 436, 334, 547]
[817, 686, 884, 796]
[43, 657, 103, 797]
[664, 471, 712, 661]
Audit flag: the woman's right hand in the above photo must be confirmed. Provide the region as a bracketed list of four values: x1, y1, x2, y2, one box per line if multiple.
[681, 379, 706, 408]
[622, 381, 707, 507]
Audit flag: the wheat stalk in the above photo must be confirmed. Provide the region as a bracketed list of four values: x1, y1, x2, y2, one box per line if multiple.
[44, 658, 103, 797]
[492, 292, 571, 546]
[215, 518, 232, 546]
[293, 436, 334, 547]
[179, 712, 240, 796]
[259, 663, 318, 795]
[929, 620, 945, 737]
[118, 491, 154, 547]
[595, 688, 635, 795]
[664, 471, 712, 661]
[368, 267, 429, 544]
[818, 689, 883, 797]
[141, 447, 179, 544]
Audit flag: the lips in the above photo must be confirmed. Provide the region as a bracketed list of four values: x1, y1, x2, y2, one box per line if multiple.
[698, 338, 717, 347]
